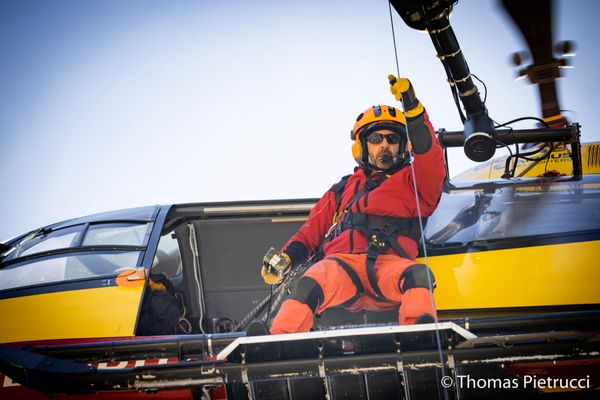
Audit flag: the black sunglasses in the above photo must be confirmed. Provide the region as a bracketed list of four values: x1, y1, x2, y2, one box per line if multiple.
[366, 132, 402, 145]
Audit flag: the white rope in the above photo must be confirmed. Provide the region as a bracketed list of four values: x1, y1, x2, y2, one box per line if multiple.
[388, 2, 450, 398]
[188, 223, 206, 334]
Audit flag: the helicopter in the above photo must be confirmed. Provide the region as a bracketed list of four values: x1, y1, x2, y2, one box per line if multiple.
[0, 0, 599, 399]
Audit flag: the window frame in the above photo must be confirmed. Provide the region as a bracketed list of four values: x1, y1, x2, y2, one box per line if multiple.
[1, 220, 153, 267]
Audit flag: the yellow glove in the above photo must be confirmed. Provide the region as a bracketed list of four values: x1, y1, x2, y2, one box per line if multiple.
[260, 247, 292, 285]
[388, 75, 411, 101]
[388, 74, 424, 118]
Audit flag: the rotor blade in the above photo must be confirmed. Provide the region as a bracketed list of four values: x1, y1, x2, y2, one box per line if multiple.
[502, 0, 554, 63]
[501, 0, 566, 124]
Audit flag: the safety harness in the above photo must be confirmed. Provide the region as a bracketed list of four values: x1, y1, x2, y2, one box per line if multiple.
[327, 170, 426, 303]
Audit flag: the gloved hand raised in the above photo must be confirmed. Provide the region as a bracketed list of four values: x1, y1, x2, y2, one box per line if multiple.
[261, 247, 292, 285]
[388, 74, 432, 154]
[388, 74, 424, 118]
[388, 75, 411, 100]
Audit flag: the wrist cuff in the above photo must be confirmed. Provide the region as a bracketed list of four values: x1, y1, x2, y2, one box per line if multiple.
[405, 103, 424, 118]
[401, 84, 420, 111]
[283, 241, 309, 267]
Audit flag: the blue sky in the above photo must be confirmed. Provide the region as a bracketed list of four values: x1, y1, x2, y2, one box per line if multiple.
[1, 0, 599, 241]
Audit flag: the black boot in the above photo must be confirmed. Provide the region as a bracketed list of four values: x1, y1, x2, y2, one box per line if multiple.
[415, 313, 436, 324]
[244, 319, 277, 362]
[246, 319, 270, 336]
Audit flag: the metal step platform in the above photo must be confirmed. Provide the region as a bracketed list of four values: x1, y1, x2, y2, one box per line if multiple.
[1, 321, 599, 399]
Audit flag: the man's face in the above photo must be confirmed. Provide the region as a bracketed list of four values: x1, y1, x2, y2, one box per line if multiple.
[366, 129, 401, 169]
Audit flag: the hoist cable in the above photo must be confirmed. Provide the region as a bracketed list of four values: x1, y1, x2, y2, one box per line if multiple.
[387, 3, 450, 399]
[388, 1, 401, 78]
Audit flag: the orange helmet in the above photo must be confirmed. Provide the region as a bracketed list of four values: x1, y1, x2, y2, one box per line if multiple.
[350, 105, 407, 166]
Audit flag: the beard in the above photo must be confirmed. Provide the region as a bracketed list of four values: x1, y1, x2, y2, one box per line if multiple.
[370, 150, 397, 169]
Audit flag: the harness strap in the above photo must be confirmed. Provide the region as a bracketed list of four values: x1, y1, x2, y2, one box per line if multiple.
[330, 174, 351, 206]
[341, 174, 389, 215]
[326, 174, 390, 242]
[340, 213, 424, 244]
[365, 246, 391, 302]
[338, 214, 427, 303]
[387, 236, 411, 260]
[325, 257, 364, 308]
[324, 173, 428, 304]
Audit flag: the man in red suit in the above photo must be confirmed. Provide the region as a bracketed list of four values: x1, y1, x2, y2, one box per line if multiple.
[261, 76, 445, 334]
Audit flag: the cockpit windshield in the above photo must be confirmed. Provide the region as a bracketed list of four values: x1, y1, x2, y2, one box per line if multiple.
[425, 175, 600, 246]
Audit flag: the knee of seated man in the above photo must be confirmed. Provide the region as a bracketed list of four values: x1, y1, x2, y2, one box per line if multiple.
[398, 264, 436, 294]
[290, 276, 325, 312]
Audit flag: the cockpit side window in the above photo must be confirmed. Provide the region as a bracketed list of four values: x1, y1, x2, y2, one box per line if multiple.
[4, 225, 84, 261]
[0, 251, 142, 291]
[84, 223, 151, 247]
[0, 222, 153, 292]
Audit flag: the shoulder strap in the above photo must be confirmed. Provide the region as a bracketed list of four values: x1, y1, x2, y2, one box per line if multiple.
[342, 173, 388, 214]
[330, 174, 351, 210]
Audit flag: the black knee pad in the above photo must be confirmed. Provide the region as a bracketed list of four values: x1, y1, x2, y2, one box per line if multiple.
[290, 276, 325, 312]
[399, 264, 436, 293]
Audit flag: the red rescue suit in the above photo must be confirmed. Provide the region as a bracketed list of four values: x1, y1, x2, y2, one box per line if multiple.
[271, 110, 445, 334]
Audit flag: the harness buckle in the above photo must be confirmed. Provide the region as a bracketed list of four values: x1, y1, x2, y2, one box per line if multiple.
[369, 232, 388, 251]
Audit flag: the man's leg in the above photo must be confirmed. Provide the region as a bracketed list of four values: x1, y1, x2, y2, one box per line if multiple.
[375, 255, 437, 325]
[270, 256, 361, 334]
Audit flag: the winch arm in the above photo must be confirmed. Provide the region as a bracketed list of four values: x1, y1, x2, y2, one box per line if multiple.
[389, 0, 496, 162]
